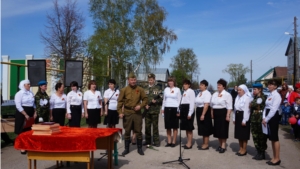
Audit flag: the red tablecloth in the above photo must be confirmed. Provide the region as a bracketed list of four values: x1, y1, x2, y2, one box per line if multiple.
[14, 127, 121, 152]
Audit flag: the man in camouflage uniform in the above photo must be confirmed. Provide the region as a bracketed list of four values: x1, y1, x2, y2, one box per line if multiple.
[117, 72, 148, 156]
[250, 83, 267, 160]
[34, 80, 50, 123]
[142, 73, 162, 147]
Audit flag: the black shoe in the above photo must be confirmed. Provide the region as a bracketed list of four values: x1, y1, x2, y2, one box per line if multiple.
[235, 152, 240, 155]
[171, 143, 176, 148]
[132, 142, 136, 145]
[20, 150, 27, 155]
[256, 151, 265, 160]
[122, 140, 130, 156]
[165, 143, 172, 147]
[237, 152, 247, 156]
[268, 160, 281, 166]
[216, 146, 221, 152]
[252, 151, 260, 159]
[199, 147, 209, 150]
[219, 148, 226, 153]
[137, 139, 144, 155]
[183, 145, 192, 149]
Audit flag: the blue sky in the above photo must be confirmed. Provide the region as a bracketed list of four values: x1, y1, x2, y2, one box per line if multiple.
[1, 0, 300, 88]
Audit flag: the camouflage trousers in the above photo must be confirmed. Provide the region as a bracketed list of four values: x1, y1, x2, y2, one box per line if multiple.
[35, 108, 50, 123]
[144, 113, 159, 144]
[250, 112, 267, 152]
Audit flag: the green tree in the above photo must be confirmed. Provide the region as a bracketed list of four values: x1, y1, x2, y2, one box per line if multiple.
[170, 48, 200, 87]
[222, 63, 249, 84]
[88, 0, 135, 87]
[170, 69, 189, 89]
[133, 0, 177, 71]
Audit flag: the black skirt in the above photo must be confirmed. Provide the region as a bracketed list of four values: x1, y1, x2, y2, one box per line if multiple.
[213, 108, 229, 139]
[69, 105, 82, 127]
[266, 109, 280, 141]
[14, 106, 34, 134]
[164, 107, 179, 129]
[86, 108, 101, 125]
[196, 107, 213, 136]
[180, 104, 195, 131]
[104, 109, 119, 125]
[234, 111, 250, 140]
[52, 108, 66, 126]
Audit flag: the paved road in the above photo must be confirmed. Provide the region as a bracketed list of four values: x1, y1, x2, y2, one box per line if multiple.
[1, 115, 300, 169]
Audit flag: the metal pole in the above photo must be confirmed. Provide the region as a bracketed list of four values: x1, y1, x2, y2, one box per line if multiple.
[17, 66, 20, 92]
[294, 16, 298, 85]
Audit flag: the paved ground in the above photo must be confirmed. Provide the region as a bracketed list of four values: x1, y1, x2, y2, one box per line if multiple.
[1, 115, 300, 169]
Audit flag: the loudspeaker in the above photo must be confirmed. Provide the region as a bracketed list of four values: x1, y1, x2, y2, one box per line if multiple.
[64, 60, 83, 87]
[27, 60, 46, 86]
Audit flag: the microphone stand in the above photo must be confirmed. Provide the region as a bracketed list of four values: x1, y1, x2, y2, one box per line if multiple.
[162, 88, 190, 169]
[98, 87, 123, 162]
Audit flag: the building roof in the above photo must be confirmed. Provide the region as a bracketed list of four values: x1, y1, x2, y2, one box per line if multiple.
[256, 68, 273, 82]
[273, 66, 287, 78]
[285, 37, 300, 56]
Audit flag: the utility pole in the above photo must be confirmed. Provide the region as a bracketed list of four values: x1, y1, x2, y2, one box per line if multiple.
[294, 16, 298, 85]
[250, 60, 252, 83]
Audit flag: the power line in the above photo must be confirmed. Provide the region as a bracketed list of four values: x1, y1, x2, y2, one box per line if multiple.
[252, 23, 293, 63]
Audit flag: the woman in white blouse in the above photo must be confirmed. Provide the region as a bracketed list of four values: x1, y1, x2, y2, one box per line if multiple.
[161, 77, 181, 147]
[103, 79, 120, 128]
[210, 79, 232, 153]
[67, 81, 84, 127]
[195, 80, 213, 150]
[263, 80, 282, 166]
[233, 84, 252, 156]
[14, 79, 37, 154]
[50, 82, 67, 126]
[83, 80, 102, 128]
[180, 79, 195, 149]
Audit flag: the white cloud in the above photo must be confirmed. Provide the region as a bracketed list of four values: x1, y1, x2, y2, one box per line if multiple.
[267, 2, 274, 6]
[1, 0, 53, 18]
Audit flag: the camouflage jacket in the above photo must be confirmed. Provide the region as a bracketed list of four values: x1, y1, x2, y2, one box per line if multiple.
[142, 83, 163, 114]
[35, 91, 50, 114]
[250, 94, 266, 113]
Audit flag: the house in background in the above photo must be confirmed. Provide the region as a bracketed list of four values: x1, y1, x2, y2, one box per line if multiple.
[255, 66, 287, 87]
[285, 37, 300, 84]
[136, 67, 170, 89]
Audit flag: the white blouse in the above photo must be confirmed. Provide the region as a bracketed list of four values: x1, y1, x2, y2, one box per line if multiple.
[233, 95, 251, 123]
[263, 90, 281, 123]
[161, 87, 181, 110]
[67, 90, 84, 114]
[83, 90, 102, 109]
[195, 90, 211, 107]
[210, 90, 232, 109]
[103, 88, 119, 110]
[50, 93, 67, 109]
[181, 88, 195, 116]
[14, 90, 36, 112]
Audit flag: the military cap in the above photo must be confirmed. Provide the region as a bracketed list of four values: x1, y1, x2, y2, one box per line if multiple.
[252, 83, 263, 88]
[148, 73, 155, 79]
[128, 72, 136, 78]
[38, 80, 47, 86]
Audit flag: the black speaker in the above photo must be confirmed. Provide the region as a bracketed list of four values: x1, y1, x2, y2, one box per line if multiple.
[64, 60, 83, 87]
[27, 60, 46, 86]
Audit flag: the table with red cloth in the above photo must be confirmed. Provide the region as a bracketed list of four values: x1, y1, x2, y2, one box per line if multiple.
[14, 127, 122, 169]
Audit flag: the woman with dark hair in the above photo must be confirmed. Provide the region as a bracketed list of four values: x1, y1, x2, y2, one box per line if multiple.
[195, 79, 213, 150]
[279, 82, 288, 104]
[14, 79, 37, 154]
[180, 79, 195, 149]
[210, 78, 232, 153]
[66, 81, 84, 127]
[263, 80, 282, 165]
[83, 80, 102, 128]
[103, 79, 120, 128]
[50, 82, 67, 126]
[161, 76, 181, 147]
[34, 80, 50, 123]
[232, 84, 252, 156]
